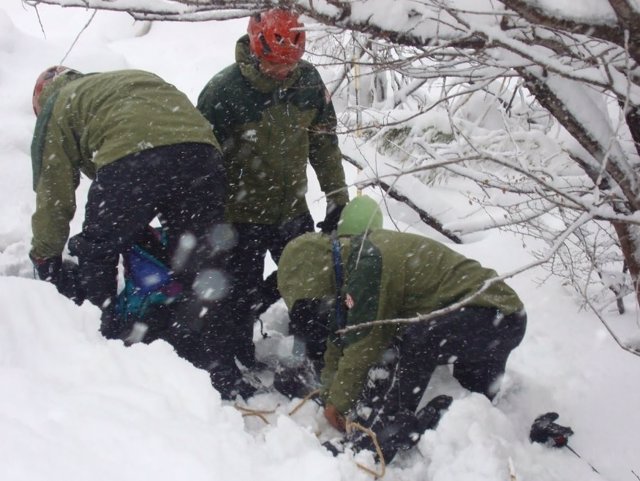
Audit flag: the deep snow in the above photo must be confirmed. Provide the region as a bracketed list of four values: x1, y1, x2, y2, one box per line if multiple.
[0, 2, 639, 481]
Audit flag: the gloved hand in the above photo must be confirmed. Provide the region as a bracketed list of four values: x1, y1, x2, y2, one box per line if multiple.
[99, 305, 131, 340]
[316, 202, 345, 234]
[530, 412, 574, 447]
[324, 403, 346, 432]
[273, 359, 321, 399]
[208, 361, 258, 401]
[30, 254, 85, 305]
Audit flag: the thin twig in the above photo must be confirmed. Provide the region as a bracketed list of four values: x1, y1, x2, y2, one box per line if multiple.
[29, 2, 47, 38]
[59, 9, 97, 65]
[342, 153, 463, 244]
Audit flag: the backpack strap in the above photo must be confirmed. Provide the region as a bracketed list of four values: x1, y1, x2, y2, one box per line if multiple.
[331, 235, 346, 331]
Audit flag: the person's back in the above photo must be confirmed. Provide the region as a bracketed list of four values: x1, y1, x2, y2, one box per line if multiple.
[278, 228, 523, 336]
[30, 66, 229, 388]
[31, 68, 220, 267]
[36, 69, 217, 174]
[347, 229, 524, 321]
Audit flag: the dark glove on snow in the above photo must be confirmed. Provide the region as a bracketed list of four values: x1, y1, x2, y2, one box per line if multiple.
[317, 202, 345, 234]
[31, 254, 85, 305]
[530, 412, 574, 447]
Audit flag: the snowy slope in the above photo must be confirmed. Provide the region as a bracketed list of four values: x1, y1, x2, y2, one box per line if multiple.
[0, 3, 639, 481]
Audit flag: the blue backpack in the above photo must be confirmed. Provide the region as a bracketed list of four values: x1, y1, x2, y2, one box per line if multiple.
[116, 228, 183, 324]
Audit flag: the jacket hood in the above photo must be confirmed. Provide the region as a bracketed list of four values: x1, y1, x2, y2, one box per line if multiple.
[277, 232, 335, 308]
[337, 195, 384, 236]
[235, 35, 301, 93]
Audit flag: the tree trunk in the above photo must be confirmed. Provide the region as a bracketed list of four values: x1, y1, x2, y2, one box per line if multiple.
[612, 222, 640, 306]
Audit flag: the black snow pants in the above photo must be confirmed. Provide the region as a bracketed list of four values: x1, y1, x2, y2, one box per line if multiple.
[67, 143, 226, 363]
[202, 212, 315, 371]
[349, 306, 527, 462]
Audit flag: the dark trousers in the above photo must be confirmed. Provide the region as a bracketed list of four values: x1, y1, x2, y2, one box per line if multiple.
[351, 307, 527, 459]
[68, 143, 226, 362]
[395, 307, 527, 409]
[202, 212, 315, 368]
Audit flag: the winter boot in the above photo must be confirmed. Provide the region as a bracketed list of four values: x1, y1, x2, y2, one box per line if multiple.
[344, 396, 453, 463]
[346, 409, 420, 463]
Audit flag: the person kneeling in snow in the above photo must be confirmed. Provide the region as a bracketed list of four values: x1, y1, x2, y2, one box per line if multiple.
[29, 66, 232, 379]
[277, 196, 527, 462]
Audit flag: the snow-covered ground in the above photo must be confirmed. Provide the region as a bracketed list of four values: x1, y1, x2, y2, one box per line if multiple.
[1, 2, 639, 480]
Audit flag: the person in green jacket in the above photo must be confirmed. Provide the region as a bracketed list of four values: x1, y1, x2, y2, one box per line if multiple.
[197, 9, 349, 385]
[30, 67, 237, 388]
[277, 196, 527, 461]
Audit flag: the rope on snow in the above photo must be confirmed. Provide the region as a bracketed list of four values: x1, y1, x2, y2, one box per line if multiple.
[234, 403, 276, 425]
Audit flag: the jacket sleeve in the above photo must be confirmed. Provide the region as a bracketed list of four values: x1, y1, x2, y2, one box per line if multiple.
[307, 72, 349, 207]
[319, 339, 341, 400]
[30, 119, 80, 259]
[324, 324, 398, 414]
[323, 242, 399, 414]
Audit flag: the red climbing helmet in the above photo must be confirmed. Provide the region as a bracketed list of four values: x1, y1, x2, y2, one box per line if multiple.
[247, 9, 306, 65]
[32, 65, 77, 115]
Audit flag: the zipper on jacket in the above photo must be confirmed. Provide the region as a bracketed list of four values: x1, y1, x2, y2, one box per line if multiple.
[273, 87, 292, 223]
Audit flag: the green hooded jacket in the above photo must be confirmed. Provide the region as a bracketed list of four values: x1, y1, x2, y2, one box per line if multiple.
[196, 35, 348, 225]
[278, 230, 524, 414]
[30, 69, 219, 259]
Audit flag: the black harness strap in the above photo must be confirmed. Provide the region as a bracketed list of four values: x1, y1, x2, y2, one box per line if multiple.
[331, 236, 346, 331]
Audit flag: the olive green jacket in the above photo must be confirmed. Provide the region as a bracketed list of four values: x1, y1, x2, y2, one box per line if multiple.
[197, 36, 348, 225]
[278, 230, 524, 414]
[30, 69, 219, 259]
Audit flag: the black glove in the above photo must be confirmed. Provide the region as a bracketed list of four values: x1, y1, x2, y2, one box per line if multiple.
[31, 254, 85, 305]
[273, 359, 322, 399]
[316, 202, 345, 234]
[530, 412, 574, 447]
[99, 305, 132, 340]
[31, 254, 61, 282]
[209, 361, 258, 401]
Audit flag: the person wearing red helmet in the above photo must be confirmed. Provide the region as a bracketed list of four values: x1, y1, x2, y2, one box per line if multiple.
[197, 9, 348, 391]
[246, 8, 306, 79]
[32, 66, 80, 115]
